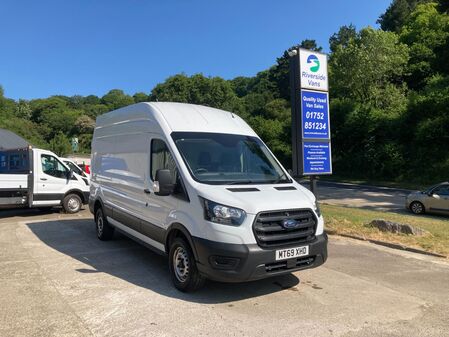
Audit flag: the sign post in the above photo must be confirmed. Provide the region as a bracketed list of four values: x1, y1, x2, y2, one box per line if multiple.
[289, 48, 332, 195]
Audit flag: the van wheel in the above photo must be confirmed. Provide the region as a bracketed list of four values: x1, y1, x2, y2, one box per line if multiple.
[95, 207, 114, 241]
[410, 201, 425, 215]
[169, 237, 205, 292]
[63, 194, 82, 213]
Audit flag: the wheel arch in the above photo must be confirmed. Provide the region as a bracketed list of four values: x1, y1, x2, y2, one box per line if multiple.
[165, 223, 198, 260]
[64, 189, 86, 203]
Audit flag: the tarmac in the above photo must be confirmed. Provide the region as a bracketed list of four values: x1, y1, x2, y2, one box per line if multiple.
[0, 208, 448, 337]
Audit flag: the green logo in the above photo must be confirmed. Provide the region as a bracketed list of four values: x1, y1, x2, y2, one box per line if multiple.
[307, 54, 320, 72]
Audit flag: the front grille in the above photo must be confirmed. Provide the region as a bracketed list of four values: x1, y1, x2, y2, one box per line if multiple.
[253, 209, 317, 248]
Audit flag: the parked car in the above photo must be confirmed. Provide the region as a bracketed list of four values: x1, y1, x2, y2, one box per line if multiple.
[406, 182, 449, 215]
[90, 102, 327, 292]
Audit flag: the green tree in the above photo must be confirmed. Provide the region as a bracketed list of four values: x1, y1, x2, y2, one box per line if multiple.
[150, 74, 240, 111]
[74, 115, 95, 134]
[329, 24, 357, 53]
[133, 92, 149, 103]
[49, 132, 71, 156]
[329, 27, 409, 103]
[399, 2, 449, 89]
[101, 89, 134, 110]
[378, 0, 430, 32]
[15, 99, 32, 119]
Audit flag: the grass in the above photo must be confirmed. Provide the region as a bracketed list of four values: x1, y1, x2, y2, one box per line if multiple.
[322, 204, 449, 257]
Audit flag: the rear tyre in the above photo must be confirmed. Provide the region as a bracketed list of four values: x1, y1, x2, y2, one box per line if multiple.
[62, 193, 82, 213]
[169, 237, 205, 292]
[410, 201, 425, 215]
[95, 207, 114, 241]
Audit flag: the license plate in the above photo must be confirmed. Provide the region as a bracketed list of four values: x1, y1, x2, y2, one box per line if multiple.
[275, 246, 309, 261]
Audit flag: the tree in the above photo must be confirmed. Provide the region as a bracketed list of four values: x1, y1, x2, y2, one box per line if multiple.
[329, 24, 357, 53]
[74, 115, 95, 134]
[329, 27, 409, 103]
[133, 92, 149, 103]
[15, 99, 32, 119]
[101, 89, 134, 110]
[399, 2, 449, 89]
[378, 0, 430, 32]
[150, 74, 240, 111]
[49, 132, 72, 156]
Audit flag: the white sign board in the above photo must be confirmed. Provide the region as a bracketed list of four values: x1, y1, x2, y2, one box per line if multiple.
[299, 49, 328, 91]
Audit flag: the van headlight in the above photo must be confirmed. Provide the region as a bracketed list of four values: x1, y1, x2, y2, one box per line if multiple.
[313, 200, 321, 217]
[201, 197, 246, 226]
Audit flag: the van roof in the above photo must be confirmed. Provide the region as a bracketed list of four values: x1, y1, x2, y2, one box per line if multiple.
[95, 102, 257, 137]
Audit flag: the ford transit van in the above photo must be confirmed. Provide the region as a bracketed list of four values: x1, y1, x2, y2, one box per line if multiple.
[90, 102, 327, 291]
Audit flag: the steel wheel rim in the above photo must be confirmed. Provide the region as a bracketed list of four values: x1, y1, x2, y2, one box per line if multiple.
[68, 197, 80, 211]
[97, 215, 104, 236]
[412, 202, 422, 213]
[173, 246, 190, 283]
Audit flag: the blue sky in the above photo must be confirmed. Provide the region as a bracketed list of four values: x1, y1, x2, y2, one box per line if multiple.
[1, 0, 391, 100]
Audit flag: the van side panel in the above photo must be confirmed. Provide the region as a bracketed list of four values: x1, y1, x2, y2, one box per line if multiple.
[92, 126, 150, 233]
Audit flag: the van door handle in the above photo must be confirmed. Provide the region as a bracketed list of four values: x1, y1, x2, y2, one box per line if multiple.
[144, 189, 151, 194]
[40, 178, 47, 181]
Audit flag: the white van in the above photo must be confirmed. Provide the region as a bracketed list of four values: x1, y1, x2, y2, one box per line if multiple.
[90, 102, 327, 291]
[0, 147, 90, 213]
[61, 157, 90, 183]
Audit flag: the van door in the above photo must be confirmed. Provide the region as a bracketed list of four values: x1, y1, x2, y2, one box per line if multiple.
[140, 138, 179, 244]
[33, 151, 70, 205]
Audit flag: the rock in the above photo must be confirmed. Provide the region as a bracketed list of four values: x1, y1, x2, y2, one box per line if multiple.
[369, 219, 426, 236]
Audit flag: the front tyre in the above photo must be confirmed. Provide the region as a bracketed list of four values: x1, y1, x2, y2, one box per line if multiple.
[62, 193, 82, 213]
[169, 237, 205, 292]
[410, 201, 425, 215]
[95, 207, 114, 240]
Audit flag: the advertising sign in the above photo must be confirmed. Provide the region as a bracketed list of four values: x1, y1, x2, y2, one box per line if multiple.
[303, 142, 332, 175]
[299, 49, 328, 92]
[301, 90, 330, 139]
[290, 48, 332, 177]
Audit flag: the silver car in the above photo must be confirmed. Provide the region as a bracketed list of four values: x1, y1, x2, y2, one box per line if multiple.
[406, 182, 449, 215]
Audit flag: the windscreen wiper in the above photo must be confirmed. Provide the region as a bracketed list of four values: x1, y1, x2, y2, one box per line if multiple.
[271, 172, 291, 184]
[226, 180, 256, 185]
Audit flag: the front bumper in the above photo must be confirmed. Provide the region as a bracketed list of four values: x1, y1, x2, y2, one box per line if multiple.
[192, 233, 328, 282]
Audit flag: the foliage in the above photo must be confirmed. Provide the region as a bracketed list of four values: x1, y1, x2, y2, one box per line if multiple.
[49, 132, 72, 156]
[0, 0, 448, 183]
[378, 0, 430, 32]
[399, 2, 449, 89]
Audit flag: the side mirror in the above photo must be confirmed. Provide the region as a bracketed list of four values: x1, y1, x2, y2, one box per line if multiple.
[153, 169, 175, 196]
[67, 169, 74, 179]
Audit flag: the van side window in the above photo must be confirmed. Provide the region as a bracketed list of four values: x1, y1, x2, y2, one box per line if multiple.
[150, 139, 188, 201]
[41, 154, 68, 179]
[151, 139, 177, 183]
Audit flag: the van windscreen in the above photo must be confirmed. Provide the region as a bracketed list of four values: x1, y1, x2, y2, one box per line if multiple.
[171, 132, 291, 185]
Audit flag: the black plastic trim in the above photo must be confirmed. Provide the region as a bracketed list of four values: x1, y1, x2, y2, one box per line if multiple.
[33, 193, 64, 201]
[110, 206, 166, 244]
[192, 233, 328, 282]
[227, 188, 260, 192]
[274, 186, 297, 191]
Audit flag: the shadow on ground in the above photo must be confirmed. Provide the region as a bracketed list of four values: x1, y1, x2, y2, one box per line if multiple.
[26, 218, 299, 304]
